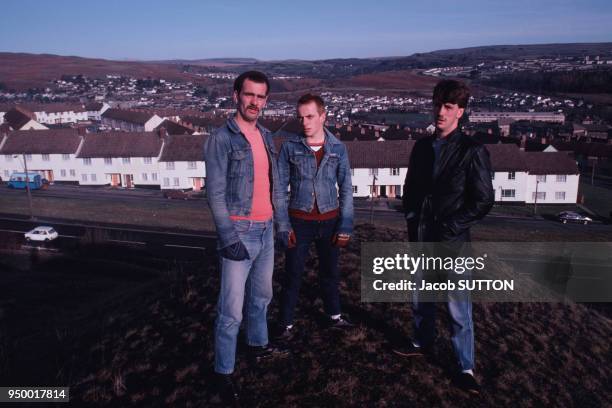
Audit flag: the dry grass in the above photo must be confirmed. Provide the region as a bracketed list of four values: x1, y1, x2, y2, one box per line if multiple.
[0, 225, 610, 407]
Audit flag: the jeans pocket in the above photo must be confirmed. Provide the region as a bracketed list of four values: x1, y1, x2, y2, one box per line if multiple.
[232, 220, 251, 234]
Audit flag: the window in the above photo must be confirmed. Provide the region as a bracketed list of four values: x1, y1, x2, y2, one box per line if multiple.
[188, 161, 197, 170]
[60, 169, 66, 177]
[556, 175, 567, 183]
[532, 192, 546, 201]
[351, 168, 355, 176]
[62, 154, 70, 161]
[142, 173, 148, 181]
[536, 175, 547, 183]
[91, 174, 97, 182]
[501, 189, 515, 198]
[70, 169, 76, 177]
[166, 162, 175, 170]
[3, 170, 9, 178]
[81, 174, 88, 182]
[104, 158, 112, 165]
[5, 155, 12, 162]
[83, 158, 92, 166]
[143, 157, 152, 164]
[26, 154, 32, 161]
[390, 168, 400, 176]
[395, 185, 402, 196]
[507, 171, 515, 180]
[173, 177, 180, 186]
[163, 177, 170, 187]
[42, 154, 50, 161]
[352, 185, 358, 194]
[151, 172, 158, 181]
[555, 191, 566, 200]
[369, 168, 378, 176]
[122, 157, 131, 164]
[491, 172, 495, 180]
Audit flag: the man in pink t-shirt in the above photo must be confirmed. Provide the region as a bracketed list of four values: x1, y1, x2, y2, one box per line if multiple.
[204, 71, 289, 405]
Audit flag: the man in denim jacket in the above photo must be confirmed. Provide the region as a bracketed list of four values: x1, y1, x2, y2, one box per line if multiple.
[204, 71, 288, 404]
[274, 94, 354, 340]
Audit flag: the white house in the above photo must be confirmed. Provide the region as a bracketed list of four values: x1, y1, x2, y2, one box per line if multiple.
[158, 134, 206, 190]
[76, 131, 165, 188]
[101, 109, 164, 132]
[486, 144, 530, 203]
[0, 129, 83, 183]
[34, 104, 89, 125]
[523, 152, 580, 204]
[345, 140, 411, 198]
[85, 102, 110, 121]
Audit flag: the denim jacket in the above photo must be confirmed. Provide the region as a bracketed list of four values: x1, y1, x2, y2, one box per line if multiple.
[277, 129, 354, 235]
[204, 117, 282, 249]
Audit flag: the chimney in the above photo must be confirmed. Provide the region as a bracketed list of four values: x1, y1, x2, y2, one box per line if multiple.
[520, 136, 526, 151]
[541, 137, 547, 145]
[158, 126, 167, 138]
[77, 126, 87, 136]
[347, 125, 352, 132]
[375, 130, 380, 138]
[396, 124, 400, 130]
[361, 128, 366, 135]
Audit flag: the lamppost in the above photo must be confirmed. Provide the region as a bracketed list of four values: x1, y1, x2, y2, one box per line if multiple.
[14, 154, 35, 220]
[533, 180, 540, 216]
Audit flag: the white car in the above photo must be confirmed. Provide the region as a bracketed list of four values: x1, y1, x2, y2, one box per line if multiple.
[24, 226, 59, 242]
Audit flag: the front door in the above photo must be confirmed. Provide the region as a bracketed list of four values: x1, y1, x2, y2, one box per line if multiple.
[110, 174, 121, 187]
[124, 174, 134, 189]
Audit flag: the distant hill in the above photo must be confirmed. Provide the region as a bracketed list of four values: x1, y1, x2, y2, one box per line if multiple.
[1, 43, 611, 91]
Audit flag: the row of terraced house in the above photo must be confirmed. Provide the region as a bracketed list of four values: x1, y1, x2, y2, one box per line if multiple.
[0, 127, 580, 204]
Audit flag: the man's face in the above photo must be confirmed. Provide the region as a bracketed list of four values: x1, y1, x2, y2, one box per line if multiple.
[297, 101, 326, 138]
[433, 101, 464, 136]
[233, 79, 268, 123]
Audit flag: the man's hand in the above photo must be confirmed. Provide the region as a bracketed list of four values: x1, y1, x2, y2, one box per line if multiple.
[277, 230, 297, 250]
[331, 233, 351, 248]
[219, 241, 250, 261]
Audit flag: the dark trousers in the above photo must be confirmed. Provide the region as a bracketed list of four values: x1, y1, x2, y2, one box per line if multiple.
[279, 217, 341, 326]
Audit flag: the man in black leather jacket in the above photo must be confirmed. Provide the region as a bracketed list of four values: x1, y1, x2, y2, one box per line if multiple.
[396, 80, 494, 395]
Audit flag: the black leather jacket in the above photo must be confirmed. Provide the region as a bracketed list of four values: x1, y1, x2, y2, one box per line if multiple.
[402, 129, 494, 242]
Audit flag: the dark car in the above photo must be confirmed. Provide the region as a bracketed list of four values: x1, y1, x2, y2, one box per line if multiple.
[557, 211, 593, 225]
[163, 189, 191, 200]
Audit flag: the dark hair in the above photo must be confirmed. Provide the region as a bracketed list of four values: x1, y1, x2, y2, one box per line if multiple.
[432, 80, 470, 108]
[297, 93, 325, 114]
[233, 71, 270, 95]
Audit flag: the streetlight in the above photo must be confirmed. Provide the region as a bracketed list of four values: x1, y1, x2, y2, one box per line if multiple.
[14, 154, 35, 220]
[533, 180, 540, 216]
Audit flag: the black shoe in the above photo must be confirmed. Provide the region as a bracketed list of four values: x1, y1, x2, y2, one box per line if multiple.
[215, 373, 240, 407]
[248, 343, 290, 363]
[272, 325, 294, 341]
[327, 315, 355, 329]
[391, 342, 430, 357]
[454, 372, 481, 395]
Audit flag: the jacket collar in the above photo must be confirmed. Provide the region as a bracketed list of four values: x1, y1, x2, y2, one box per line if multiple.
[226, 115, 268, 136]
[291, 127, 342, 149]
[435, 127, 462, 144]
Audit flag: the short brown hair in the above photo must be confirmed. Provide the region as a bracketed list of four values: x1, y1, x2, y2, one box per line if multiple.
[297, 93, 325, 114]
[432, 80, 470, 108]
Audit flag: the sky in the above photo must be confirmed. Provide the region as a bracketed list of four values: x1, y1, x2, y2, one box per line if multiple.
[1, 0, 611, 61]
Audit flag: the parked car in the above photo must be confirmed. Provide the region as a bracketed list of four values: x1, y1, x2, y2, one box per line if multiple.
[163, 189, 191, 200]
[557, 211, 593, 225]
[24, 226, 59, 242]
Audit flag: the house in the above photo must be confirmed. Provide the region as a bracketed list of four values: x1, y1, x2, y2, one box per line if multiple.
[345, 140, 412, 197]
[101, 109, 164, 132]
[0, 128, 83, 183]
[486, 144, 530, 203]
[76, 130, 164, 187]
[3, 107, 48, 130]
[523, 152, 580, 204]
[158, 134, 207, 190]
[85, 102, 110, 121]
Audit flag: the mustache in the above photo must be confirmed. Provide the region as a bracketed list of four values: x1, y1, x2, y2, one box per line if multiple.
[247, 105, 259, 111]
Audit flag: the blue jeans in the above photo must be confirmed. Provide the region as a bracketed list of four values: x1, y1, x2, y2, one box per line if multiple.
[214, 219, 274, 374]
[412, 267, 474, 371]
[279, 217, 341, 326]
